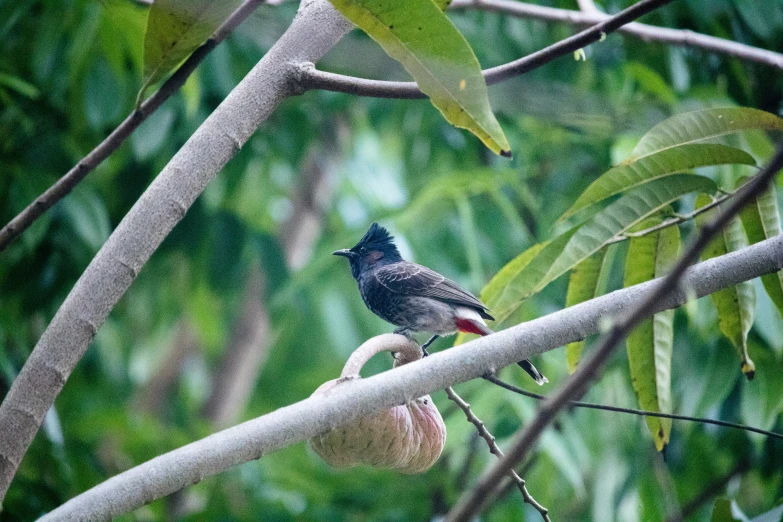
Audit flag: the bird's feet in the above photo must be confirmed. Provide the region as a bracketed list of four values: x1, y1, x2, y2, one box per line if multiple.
[420, 335, 440, 357]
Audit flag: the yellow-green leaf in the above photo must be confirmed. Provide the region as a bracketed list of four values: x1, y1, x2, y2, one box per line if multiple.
[327, 0, 510, 155]
[624, 216, 680, 451]
[738, 180, 783, 318]
[628, 107, 783, 162]
[564, 249, 610, 373]
[140, 0, 241, 101]
[695, 194, 756, 379]
[560, 144, 756, 221]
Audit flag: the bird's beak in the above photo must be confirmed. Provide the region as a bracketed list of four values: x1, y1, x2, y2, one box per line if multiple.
[332, 249, 356, 258]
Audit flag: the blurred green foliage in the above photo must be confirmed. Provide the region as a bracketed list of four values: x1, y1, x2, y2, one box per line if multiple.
[0, 0, 782, 520]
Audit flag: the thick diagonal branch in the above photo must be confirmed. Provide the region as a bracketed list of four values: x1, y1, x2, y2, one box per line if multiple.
[0, 0, 353, 501]
[41, 233, 783, 520]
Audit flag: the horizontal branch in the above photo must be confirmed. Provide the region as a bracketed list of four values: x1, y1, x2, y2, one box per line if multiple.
[451, 0, 783, 70]
[0, 0, 264, 253]
[42, 234, 783, 520]
[298, 0, 675, 98]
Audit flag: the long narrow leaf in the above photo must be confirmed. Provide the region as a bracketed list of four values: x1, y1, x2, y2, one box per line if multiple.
[628, 107, 783, 162]
[624, 216, 680, 451]
[560, 144, 755, 221]
[564, 249, 609, 373]
[739, 181, 783, 318]
[695, 194, 756, 379]
[327, 0, 510, 155]
[541, 174, 716, 292]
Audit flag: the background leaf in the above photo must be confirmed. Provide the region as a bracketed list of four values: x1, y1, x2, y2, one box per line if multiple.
[628, 107, 783, 161]
[327, 0, 510, 155]
[695, 194, 756, 379]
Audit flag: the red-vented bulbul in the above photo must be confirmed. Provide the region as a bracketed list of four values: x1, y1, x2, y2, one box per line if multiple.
[333, 223, 547, 385]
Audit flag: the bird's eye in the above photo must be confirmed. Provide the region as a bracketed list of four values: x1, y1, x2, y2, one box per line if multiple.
[359, 246, 367, 254]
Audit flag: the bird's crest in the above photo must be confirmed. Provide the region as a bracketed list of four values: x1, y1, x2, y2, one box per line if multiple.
[353, 223, 400, 257]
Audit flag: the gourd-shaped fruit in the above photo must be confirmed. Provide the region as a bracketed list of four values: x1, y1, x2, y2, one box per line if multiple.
[309, 334, 446, 474]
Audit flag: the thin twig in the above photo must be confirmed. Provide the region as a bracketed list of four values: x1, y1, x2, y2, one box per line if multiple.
[444, 386, 551, 522]
[483, 374, 783, 441]
[607, 189, 736, 245]
[299, 0, 675, 98]
[0, 0, 265, 254]
[451, 0, 783, 70]
[446, 141, 783, 522]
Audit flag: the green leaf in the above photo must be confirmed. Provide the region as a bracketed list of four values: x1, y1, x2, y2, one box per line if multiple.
[628, 107, 783, 162]
[564, 249, 609, 373]
[486, 230, 578, 323]
[140, 0, 241, 101]
[695, 194, 756, 379]
[738, 180, 783, 318]
[541, 174, 716, 292]
[561, 144, 756, 221]
[624, 216, 680, 451]
[327, 0, 510, 155]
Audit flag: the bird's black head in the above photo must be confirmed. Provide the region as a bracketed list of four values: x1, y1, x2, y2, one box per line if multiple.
[333, 223, 403, 279]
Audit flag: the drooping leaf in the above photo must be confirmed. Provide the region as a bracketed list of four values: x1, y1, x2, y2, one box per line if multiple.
[327, 0, 510, 155]
[140, 0, 241, 101]
[628, 107, 783, 162]
[624, 216, 680, 451]
[560, 144, 756, 221]
[695, 194, 756, 379]
[738, 179, 783, 318]
[564, 248, 609, 373]
[540, 175, 715, 293]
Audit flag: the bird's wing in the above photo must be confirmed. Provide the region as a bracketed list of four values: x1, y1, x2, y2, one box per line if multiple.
[374, 262, 491, 314]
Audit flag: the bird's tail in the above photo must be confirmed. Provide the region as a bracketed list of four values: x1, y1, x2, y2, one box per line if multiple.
[517, 359, 548, 386]
[455, 316, 548, 386]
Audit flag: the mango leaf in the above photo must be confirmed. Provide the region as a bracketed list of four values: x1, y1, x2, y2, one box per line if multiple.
[624, 216, 680, 451]
[564, 249, 610, 373]
[628, 107, 783, 162]
[560, 144, 756, 221]
[738, 179, 783, 318]
[327, 0, 510, 155]
[486, 230, 578, 323]
[695, 194, 756, 379]
[541, 174, 716, 292]
[140, 0, 241, 101]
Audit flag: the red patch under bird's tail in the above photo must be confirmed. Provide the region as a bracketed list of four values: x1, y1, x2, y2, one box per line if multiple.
[454, 317, 494, 336]
[455, 316, 549, 386]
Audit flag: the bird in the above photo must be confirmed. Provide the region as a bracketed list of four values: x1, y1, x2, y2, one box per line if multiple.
[333, 222, 547, 385]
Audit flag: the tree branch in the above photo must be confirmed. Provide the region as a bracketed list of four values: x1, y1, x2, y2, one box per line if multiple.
[450, 0, 783, 71]
[39, 232, 783, 520]
[483, 374, 783, 441]
[444, 386, 550, 521]
[298, 0, 676, 98]
[446, 142, 783, 522]
[0, 0, 354, 501]
[0, 0, 265, 254]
